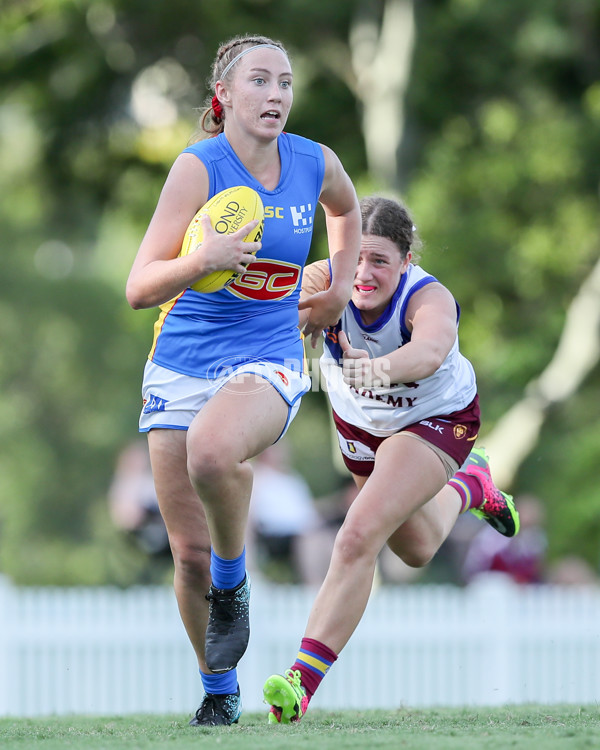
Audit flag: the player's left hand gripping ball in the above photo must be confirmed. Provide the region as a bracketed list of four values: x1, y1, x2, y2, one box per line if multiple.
[180, 185, 264, 293]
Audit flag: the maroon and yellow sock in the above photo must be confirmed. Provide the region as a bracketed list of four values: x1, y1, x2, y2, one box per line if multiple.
[290, 637, 338, 699]
[448, 471, 484, 513]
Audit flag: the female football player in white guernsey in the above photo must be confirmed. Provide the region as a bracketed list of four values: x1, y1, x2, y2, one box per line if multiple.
[263, 195, 520, 723]
[126, 34, 360, 726]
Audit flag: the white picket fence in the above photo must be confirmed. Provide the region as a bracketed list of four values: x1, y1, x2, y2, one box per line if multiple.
[0, 573, 598, 716]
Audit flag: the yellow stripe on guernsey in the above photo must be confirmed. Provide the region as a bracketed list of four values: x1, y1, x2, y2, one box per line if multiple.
[149, 293, 184, 360]
[298, 651, 331, 674]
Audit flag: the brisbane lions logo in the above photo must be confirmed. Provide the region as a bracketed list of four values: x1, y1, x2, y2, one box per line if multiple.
[226, 259, 301, 301]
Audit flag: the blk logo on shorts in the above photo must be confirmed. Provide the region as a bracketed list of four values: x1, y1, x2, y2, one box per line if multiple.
[420, 420, 445, 434]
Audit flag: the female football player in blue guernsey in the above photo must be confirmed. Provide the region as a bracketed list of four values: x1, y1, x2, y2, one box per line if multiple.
[126, 34, 361, 727]
[263, 195, 520, 724]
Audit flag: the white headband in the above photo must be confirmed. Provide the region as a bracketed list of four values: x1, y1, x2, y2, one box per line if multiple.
[220, 44, 284, 80]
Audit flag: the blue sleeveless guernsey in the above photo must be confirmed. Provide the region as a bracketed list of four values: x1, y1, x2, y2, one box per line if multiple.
[148, 132, 325, 378]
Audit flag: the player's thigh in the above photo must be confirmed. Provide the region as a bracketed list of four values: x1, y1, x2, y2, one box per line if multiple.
[349, 448, 444, 559]
[343, 433, 448, 544]
[385, 496, 444, 560]
[187, 374, 290, 467]
[147, 428, 209, 544]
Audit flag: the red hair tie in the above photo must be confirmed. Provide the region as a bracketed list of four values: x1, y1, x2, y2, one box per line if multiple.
[211, 95, 223, 120]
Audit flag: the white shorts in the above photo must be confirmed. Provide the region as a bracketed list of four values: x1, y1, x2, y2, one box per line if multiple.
[139, 360, 311, 440]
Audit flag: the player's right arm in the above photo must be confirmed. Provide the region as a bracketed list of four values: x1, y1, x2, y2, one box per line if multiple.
[126, 154, 257, 309]
[299, 145, 361, 347]
[299, 259, 331, 330]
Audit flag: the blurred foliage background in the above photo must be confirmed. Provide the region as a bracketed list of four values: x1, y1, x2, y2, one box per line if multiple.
[0, 0, 599, 585]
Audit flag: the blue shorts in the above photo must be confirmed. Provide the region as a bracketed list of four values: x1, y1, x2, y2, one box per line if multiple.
[139, 360, 311, 439]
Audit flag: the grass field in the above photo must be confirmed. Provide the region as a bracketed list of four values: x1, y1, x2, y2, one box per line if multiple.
[1, 705, 598, 749]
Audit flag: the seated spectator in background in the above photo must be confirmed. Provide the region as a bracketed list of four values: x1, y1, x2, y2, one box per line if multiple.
[108, 440, 170, 558]
[462, 494, 547, 585]
[423, 510, 483, 584]
[297, 478, 424, 586]
[295, 480, 358, 587]
[247, 442, 321, 583]
[547, 555, 599, 587]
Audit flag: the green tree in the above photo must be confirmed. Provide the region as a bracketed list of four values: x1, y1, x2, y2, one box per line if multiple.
[403, 0, 600, 567]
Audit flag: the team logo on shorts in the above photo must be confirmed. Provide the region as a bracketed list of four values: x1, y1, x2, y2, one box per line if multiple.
[143, 393, 167, 414]
[337, 435, 373, 462]
[454, 424, 467, 439]
[274, 370, 289, 386]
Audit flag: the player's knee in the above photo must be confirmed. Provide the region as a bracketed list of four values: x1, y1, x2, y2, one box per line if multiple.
[187, 442, 234, 487]
[335, 523, 376, 564]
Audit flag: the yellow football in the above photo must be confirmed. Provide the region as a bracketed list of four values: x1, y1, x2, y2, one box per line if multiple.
[180, 185, 264, 293]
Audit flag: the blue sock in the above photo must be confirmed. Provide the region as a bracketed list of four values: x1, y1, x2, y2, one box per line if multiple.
[210, 548, 246, 590]
[200, 668, 238, 695]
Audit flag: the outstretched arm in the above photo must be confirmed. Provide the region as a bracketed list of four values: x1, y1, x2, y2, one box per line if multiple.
[299, 259, 331, 331]
[299, 145, 361, 348]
